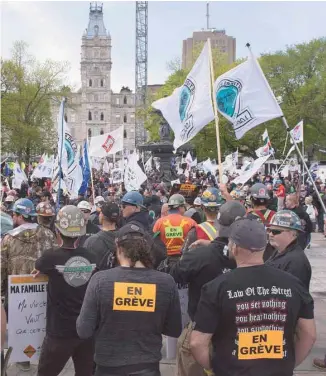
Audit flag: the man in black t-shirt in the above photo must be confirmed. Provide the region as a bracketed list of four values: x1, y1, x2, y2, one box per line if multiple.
[77, 223, 182, 376]
[190, 218, 316, 376]
[35, 205, 97, 376]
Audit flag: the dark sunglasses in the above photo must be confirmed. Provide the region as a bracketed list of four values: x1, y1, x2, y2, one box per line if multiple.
[81, 209, 91, 214]
[267, 229, 285, 236]
[121, 204, 135, 209]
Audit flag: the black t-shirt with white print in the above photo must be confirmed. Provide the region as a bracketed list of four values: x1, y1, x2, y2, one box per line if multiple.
[35, 246, 97, 338]
[194, 265, 314, 376]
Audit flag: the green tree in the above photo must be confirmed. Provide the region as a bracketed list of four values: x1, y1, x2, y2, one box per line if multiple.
[1, 41, 70, 161]
[142, 38, 326, 160]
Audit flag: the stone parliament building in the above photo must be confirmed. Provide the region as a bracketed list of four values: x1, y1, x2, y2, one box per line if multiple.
[62, 3, 136, 152]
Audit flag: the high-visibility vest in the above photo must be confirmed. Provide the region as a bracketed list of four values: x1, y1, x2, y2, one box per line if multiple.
[198, 221, 218, 241]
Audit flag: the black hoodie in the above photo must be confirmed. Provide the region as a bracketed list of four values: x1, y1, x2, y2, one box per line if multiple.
[125, 211, 167, 269]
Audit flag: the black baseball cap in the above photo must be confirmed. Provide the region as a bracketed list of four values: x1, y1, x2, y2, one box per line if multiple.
[101, 203, 120, 220]
[218, 201, 246, 237]
[229, 218, 267, 252]
[117, 223, 145, 241]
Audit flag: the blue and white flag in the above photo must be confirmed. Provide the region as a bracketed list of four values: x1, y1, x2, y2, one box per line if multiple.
[152, 42, 214, 150]
[214, 50, 283, 139]
[12, 162, 28, 189]
[78, 139, 91, 196]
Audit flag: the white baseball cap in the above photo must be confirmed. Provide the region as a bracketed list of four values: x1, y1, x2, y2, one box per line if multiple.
[77, 200, 92, 211]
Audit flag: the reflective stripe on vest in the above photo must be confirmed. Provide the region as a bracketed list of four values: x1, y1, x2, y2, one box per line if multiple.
[198, 222, 217, 241]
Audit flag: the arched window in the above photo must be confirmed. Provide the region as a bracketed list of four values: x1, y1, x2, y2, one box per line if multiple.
[100, 79, 104, 87]
[64, 114, 68, 122]
[100, 112, 104, 121]
[124, 130, 127, 138]
[88, 128, 92, 138]
[88, 111, 92, 121]
[123, 96, 127, 105]
[89, 79, 92, 87]
[100, 129, 104, 135]
[123, 114, 127, 123]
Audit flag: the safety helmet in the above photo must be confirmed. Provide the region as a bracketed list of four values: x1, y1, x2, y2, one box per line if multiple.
[77, 200, 92, 212]
[94, 196, 105, 207]
[55, 205, 86, 238]
[250, 183, 270, 200]
[121, 191, 144, 207]
[201, 187, 224, 208]
[11, 198, 37, 218]
[193, 197, 202, 206]
[36, 202, 55, 217]
[5, 195, 15, 203]
[168, 194, 186, 208]
[268, 210, 303, 232]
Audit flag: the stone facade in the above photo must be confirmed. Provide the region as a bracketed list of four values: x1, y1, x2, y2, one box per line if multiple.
[63, 4, 136, 152]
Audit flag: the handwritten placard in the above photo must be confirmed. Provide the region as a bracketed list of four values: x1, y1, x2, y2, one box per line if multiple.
[8, 275, 48, 363]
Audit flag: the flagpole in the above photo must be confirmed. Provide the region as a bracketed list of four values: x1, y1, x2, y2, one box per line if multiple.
[282, 132, 288, 156]
[281, 117, 326, 214]
[87, 136, 96, 205]
[302, 124, 305, 184]
[56, 98, 66, 211]
[207, 38, 223, 179]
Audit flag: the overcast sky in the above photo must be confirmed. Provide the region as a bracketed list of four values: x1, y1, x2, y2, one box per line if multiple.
[2, 1, 326, 92]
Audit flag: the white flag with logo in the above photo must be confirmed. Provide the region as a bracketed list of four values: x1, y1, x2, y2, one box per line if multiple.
[232, 154, 271, 185]
[91, 157, 102, 171]
[12, 162, 28, 189]
[103, 159, 110, 173]
[89, 126, 124, 157]
[31, 155, 54, 179]
[255, 129, 274, 157]
[124, 154, 147, 192]
[290, 120, 303, 144]
[152, 42, 214, 150]
[144, 156, 153, 173]
[214, 50, 283, 139]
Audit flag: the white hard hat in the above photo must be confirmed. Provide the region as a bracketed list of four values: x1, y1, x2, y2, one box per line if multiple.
[5, 195, 15, 203]
[77, 200, 92, 211]
[94, 196, 105, 206]
[194, 197, 202, 206]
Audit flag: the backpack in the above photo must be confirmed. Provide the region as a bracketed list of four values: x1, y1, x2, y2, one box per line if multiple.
[96, 231, 117, 270]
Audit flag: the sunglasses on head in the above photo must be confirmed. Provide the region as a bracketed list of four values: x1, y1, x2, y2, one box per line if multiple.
[267, 228, 285, 236]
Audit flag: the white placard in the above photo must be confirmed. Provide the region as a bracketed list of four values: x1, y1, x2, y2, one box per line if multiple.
[8, 275, 48, 363]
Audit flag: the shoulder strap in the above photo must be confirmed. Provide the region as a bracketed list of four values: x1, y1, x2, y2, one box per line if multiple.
[198, 222, 218, 241]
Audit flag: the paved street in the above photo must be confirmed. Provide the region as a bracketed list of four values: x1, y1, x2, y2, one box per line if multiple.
[5, 233, 326, 376]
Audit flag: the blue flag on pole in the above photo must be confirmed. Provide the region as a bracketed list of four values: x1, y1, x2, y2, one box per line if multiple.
[78, 139, 91, 195]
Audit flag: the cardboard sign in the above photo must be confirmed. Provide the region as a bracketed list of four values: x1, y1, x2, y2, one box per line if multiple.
[113, 282, 156, 312]
[238, 330, 283, 360]
[8, 275, 48, 363]
[169, 183, 200, 204]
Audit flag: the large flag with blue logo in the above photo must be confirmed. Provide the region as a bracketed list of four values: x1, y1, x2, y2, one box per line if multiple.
[214, 50, 283, 139]
[52, 99, 82, 197]
[152, 42, 214, 150]
[78, 139, 91, 196]
[12, 162, 28, 189]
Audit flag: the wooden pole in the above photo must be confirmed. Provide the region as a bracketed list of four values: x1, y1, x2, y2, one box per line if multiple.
[207, 38, 223, 179]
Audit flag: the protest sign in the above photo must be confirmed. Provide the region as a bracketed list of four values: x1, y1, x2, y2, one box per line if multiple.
[8, 275, 48, 363]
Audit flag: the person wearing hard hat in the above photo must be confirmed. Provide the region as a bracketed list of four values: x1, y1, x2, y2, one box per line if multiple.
[77, 200, 100, 246]
[182, 188, 225, 253]
[153, 193, 197, 264]
[190, 218, 316, 376]
[266, 210, 312, 289]
[1, 198, 43, 372]
[35, 205, 97, 376]
[193, 197, 206, 223]
[121, 191, 167, 269]
[35, 202, 56, 250]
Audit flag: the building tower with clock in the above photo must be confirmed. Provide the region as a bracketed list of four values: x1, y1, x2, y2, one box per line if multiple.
[63, 3, 136, 153]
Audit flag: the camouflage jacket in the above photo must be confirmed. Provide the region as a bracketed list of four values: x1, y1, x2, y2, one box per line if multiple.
[1, 223, 56, 284]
